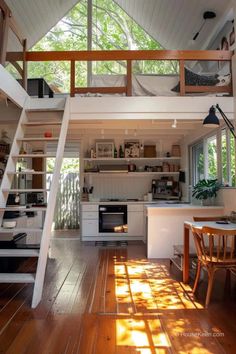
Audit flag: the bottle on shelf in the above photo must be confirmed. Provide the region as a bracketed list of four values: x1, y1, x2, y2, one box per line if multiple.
[90, 148, 95, 158]
[119, 145, 124, 158]
[140, 144, 144, 158]
[19, 143, 26, 155]
[114, 146, 117, 158]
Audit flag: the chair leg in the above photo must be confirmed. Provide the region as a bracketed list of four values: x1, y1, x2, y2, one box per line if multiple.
[224, 269, 231, 299]
[193, 261, 201, 294]
[205, 268, 215, 308]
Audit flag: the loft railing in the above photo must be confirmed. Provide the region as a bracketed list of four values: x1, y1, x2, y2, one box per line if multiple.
[5, 49, 233, 97]
[25, 50, 233, 97]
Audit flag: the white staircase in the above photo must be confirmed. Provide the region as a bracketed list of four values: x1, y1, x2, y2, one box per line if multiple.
[0, 97, 70, 308]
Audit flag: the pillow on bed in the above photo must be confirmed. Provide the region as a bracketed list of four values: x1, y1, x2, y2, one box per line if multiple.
[215, 74, 231, 86]
[171, 68, 220, 92]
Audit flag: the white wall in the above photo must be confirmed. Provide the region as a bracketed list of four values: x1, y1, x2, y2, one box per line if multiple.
[82, 132, 182, 200]
[216, 188, 236, 213]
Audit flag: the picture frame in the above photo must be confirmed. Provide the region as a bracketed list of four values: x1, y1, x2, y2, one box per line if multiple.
[124, 140, 140, 158]
[96, 141, 114, 158]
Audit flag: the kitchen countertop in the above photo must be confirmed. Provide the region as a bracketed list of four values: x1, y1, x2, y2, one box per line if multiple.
[80, 200, 224, 208]
[145, 204, 224, 210]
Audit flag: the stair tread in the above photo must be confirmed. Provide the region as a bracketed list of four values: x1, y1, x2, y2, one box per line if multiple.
[7, 171, 52, 175]
[2, 189, 48, 192]
[25, 109, 64, 112]
[0, 207, 47, 211]
[0, 249, 39, 257]
[17, 138, 59, 141]
[0, 227, 43, 232]
[0, 273, 35, 283]
[11, 154, 56, 158]
[23, 121, 62, 126]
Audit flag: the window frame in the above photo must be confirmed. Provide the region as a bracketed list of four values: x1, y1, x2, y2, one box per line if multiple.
[190, 125, 236, 188]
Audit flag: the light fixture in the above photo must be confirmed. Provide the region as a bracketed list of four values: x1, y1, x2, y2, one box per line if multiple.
[171, 119, 177, 128]
[193, 11, 216, 41]
[203, 104, 236, 139]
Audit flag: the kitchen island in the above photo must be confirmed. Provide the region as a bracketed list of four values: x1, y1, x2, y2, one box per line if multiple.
[145, 203, 224, 258]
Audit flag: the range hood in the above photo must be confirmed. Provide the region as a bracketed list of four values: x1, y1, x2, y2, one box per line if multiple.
[99, 165, 128, 173]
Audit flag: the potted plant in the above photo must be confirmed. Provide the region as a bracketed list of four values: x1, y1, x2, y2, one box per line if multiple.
[192, 179, 220, 205]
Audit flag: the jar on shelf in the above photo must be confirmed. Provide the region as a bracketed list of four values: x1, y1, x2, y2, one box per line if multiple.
[162, 162, 170, 172]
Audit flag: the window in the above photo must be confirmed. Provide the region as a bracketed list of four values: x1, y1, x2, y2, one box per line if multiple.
[192, 142, 204, 184]
[191, 127, 236, 187]
[206, 135, 217, 179]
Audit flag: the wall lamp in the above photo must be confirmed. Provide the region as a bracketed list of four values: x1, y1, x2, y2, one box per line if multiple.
[203, 104, 236, 139]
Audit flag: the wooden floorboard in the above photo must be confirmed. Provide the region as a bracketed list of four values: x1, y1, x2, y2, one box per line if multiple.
[0, 238, 236, 353]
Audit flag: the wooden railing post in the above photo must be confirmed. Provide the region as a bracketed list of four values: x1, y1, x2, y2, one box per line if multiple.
[0, 2, 11, 65]
[70, 60, 75, 97]
[126, 60, 132, 96]
[179, 59, 185, 96]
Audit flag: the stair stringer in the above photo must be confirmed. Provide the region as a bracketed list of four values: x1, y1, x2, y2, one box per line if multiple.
[31, 97, 70, 308]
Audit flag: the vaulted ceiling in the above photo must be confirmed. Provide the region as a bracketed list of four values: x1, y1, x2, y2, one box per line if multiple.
[5, 0, 82, 49]
[115, 0, 233, 49]
[5, 0, 234, 51]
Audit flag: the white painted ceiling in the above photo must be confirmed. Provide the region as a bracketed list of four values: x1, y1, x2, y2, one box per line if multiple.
[4, 0, 234, 50]
[5, 0, 81, 49]
[115, 0, 233, 49]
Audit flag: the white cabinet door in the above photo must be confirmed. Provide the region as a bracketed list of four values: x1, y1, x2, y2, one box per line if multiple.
[128, 212, 144, 236]
[82, 219, 98, 236]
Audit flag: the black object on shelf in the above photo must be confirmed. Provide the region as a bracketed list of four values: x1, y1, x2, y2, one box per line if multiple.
[17, 78, 54, 98]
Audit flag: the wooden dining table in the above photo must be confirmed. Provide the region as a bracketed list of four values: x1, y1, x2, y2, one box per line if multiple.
[183, 220, 236, 284]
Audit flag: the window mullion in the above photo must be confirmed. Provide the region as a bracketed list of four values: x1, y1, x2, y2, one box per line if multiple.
[226, 128, 231, 185]
[203, 137, 208, 179]
[216, 129, 221, 183]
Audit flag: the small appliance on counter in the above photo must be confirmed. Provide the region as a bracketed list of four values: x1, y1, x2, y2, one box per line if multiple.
[151, 178, 180, 200]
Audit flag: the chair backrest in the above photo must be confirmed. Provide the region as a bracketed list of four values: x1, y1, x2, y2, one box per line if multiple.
[193, 216, 227, 222]
[191, 226, 236, 263]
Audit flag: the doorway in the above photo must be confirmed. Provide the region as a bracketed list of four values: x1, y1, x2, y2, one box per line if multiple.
[46, 142, 80, 231]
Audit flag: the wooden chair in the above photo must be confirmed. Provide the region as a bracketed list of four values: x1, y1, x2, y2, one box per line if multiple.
[191, 226, 236, 307]
[193, 216, 228, 222]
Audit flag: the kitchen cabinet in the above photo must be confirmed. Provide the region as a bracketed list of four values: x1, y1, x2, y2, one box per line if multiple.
[80, 202, 146, 241]
[146, 204, 225, 258]
[81, 204, 98, 238]
[128, 204, 144, 236]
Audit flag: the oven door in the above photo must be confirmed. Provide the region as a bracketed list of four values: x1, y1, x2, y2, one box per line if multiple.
[99, 205, 128, 233]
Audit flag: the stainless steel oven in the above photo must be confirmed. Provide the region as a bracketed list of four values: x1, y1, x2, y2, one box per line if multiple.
[99, 205, 128, 233]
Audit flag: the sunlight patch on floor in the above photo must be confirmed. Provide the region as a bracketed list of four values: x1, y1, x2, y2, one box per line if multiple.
[116, 318, 170, 351]
[114, 259, 202, 311]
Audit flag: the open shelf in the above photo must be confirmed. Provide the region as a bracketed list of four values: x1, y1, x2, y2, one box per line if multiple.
[84, 171, 180, 176]
[84, 157, 181, 161]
